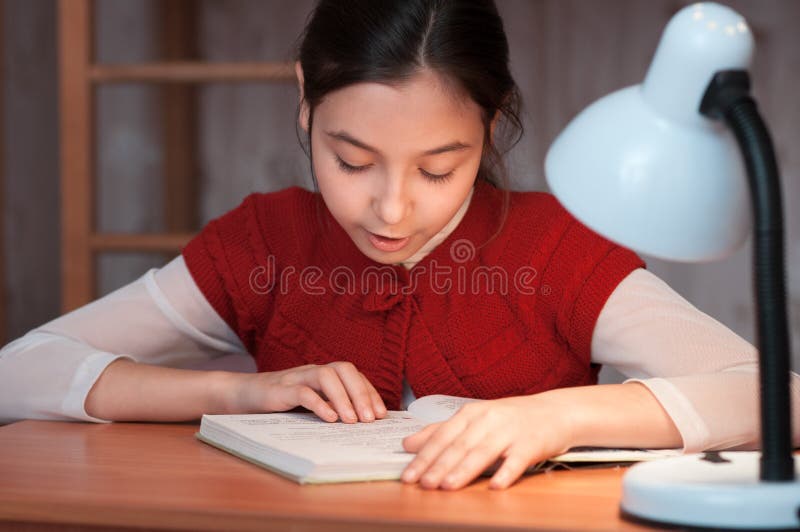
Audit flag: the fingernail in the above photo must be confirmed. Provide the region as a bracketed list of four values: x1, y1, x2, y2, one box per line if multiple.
[402, 467, 417, 482]
[490, 472, 507, 489]
[362, 410, 374, 421]
[346, 409, 357, 422]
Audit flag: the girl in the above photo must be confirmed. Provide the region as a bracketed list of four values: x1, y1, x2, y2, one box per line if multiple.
[1, 0, 798, 491]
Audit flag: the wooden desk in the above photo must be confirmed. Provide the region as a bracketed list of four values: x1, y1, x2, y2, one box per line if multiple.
[0, 420, 656, 531]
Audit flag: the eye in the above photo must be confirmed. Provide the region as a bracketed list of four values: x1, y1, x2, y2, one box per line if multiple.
[420, 168, 455, 183]
[335, 155, 370, 174]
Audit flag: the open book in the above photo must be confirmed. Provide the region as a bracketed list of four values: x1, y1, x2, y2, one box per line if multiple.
[196, 394, 681, 484]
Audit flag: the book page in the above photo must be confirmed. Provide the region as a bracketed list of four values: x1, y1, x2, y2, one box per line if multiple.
[202, 411, 428, 464]
[552, 447, 683, 462]
[406, 394, 481, 424]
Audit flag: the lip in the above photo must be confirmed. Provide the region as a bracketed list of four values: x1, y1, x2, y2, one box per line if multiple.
[367, 231, 411, 252]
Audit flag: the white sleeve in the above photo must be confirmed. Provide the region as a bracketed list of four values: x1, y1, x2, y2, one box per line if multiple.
[591, 268, 800, 453]
[0, 255, 250, 425]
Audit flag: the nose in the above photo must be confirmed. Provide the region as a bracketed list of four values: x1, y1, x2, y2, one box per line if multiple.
[372, 175, 410, 226]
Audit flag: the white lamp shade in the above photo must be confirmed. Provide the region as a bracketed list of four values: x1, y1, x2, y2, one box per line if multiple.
[545, 3, 754, 262]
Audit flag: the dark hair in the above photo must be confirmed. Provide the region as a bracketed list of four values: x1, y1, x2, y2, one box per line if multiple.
[295, 0, 522, 189]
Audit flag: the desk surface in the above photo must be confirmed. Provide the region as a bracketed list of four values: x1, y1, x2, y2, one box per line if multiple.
[0, 420, 655, 532]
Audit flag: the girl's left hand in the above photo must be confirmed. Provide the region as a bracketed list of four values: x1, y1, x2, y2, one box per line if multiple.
[400, 394, 576, 490]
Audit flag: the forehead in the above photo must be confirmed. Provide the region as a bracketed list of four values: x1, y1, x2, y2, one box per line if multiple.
[313, 70, 485, 151]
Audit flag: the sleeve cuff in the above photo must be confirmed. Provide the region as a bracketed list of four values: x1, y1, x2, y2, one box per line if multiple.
[624, 376, 711, 453]
[61, 352, 133, 423]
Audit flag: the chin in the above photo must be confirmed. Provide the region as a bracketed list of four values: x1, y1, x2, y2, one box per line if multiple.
[359, 247, 410, 265]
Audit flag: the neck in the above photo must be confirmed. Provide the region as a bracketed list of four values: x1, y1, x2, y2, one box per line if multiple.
[398, 186, 474, 269]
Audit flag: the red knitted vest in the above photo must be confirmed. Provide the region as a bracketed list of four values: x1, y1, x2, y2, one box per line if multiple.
[182, 180, 644, 410]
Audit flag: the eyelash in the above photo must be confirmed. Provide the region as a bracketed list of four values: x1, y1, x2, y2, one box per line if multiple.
[334, 155, 454, 183]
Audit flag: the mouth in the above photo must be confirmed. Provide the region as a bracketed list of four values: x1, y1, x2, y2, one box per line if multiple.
[366, 231, 411, 253]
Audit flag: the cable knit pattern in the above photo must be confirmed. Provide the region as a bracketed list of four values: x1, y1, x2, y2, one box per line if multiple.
[182, 181, 645, 409]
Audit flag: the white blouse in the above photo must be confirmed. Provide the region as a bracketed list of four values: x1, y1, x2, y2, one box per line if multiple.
[1, 189, 798, 454]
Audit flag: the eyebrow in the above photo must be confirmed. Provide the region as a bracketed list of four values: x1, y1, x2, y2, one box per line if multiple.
[324, 130, 471, 156]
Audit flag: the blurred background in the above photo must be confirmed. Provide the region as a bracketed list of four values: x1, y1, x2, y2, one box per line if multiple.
[1, 0, 798, 380]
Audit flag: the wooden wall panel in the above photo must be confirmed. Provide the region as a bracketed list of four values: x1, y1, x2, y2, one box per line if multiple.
[0, 0, 4, 345]
[161, 0, 199, 235]
[195, 0, 314, 223]
[58, 0, 93, 312]
[94, 0, 167, 296]
[3, 0, 58, 339]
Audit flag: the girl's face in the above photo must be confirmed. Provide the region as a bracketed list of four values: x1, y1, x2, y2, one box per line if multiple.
[300, 67, 486, 265]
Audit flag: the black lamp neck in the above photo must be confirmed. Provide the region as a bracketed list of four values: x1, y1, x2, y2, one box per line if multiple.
[700, 70, 795, 482]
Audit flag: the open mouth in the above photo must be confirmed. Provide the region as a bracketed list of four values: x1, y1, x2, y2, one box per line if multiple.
[367, 231, 411, 252]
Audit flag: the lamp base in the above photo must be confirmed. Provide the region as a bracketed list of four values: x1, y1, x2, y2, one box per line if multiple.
[620, 452, 800, 530]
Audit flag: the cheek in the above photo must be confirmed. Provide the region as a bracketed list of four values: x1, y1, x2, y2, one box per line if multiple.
[314, 160, 369, 222]
[418, 164, 479, 226]
[313, 152, 343, 194]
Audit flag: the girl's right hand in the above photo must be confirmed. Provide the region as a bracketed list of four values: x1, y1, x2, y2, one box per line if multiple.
[230, 361, 387, 423]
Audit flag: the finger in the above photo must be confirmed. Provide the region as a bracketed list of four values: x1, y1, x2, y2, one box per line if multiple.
[361, 374, 387, 419]
[402, 423, 439, 452]
[292, 385, 338, 422]
[439, 442, 506, 490]
[489, 448, 535, 490]
[330, 363, 376, 422]
[311, 366, 358, 423]
[401, 419, 467, 484]
[418, 426, 491, 490]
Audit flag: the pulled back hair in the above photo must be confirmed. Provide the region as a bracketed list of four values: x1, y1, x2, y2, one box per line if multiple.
[295, 0, 523, 192]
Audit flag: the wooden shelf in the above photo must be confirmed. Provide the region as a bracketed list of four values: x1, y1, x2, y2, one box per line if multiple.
[90, 233, 194, 252]
[59, 1, 294, 310]
[89, 61, 295, 83]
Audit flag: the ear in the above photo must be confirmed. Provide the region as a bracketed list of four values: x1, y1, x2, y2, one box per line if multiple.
[295, 61, 311, 132]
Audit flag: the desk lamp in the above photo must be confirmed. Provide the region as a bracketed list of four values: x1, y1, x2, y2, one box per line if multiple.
[545, 3, 798, 529]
